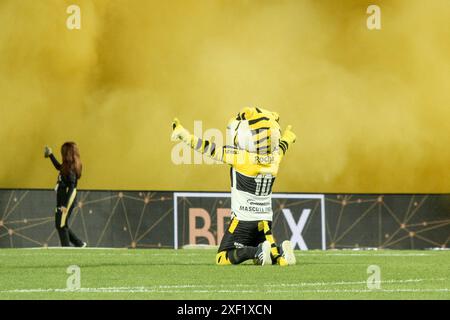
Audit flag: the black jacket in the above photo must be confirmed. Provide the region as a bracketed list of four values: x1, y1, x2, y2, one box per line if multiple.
[49, 154, 78, 208]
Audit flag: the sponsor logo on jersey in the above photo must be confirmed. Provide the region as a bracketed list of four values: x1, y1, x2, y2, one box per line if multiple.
[247, 199, 271, 206]
[254, 154, 274, 165]
[225, 148, 239, 155]
[239, 205, 272, 213]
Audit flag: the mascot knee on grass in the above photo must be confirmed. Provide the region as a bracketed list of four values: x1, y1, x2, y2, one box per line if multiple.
[171, 107, 297, 266]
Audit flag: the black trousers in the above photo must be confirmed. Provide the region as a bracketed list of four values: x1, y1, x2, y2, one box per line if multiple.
[218, 219, 269, 252]
[217, 219, 281, 265]
[55, 204, 83, 247]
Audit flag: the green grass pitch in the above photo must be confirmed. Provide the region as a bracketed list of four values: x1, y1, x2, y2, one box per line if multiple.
[0, 248, 449, 300]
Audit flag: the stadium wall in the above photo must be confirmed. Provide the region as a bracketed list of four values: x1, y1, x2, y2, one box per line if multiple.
[0, 189, 448, 250]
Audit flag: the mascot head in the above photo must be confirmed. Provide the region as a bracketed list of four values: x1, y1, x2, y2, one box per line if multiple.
[226, 107, 281, 155]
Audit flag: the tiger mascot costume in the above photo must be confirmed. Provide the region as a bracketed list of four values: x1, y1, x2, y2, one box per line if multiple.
[171, 107, 297, 266]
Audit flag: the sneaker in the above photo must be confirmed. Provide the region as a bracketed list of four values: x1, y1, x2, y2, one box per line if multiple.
[254, 241, 272, 266]
[280, 240, 296, 265]
[81, 242, 87, 248]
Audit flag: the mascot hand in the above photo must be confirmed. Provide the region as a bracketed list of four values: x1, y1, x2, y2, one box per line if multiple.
[44, 145, 53, 158]
[171, 118, 191, 143]
[281, 125, 296, 144]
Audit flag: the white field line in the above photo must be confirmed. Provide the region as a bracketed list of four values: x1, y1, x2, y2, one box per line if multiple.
[5, 247, 448, 257]
[1, 278, 447, 294]
[0, 252, 206, 257]
[0, 251, 438, 257]
[24, 247, 125, 250]
[8, 247, 440, 255]
[272, 278, 447, 287]
[1, 288, 449, 294]
[321, 253, 432, 257]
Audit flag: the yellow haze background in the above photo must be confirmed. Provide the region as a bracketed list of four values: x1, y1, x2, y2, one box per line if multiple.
[0, 0, 449, 193]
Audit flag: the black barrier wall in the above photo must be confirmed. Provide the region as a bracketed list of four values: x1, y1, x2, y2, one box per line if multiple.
[0, 190, 174, 249]
[0, 190, 449, 249]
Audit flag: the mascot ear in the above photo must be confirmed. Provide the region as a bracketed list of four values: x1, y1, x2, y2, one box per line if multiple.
[238, 107, 255, 120]
[272, 112, 280, 122]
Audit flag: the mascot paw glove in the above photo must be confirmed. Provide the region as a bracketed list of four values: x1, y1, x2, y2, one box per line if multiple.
[281, 125, 296, 144]
[171, 118, 191, 143]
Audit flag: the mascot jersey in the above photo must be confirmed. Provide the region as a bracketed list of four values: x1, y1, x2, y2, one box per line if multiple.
[181, 107, 294, 222]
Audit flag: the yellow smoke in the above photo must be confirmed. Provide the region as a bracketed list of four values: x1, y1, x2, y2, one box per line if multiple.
[0, 0, 449, 193]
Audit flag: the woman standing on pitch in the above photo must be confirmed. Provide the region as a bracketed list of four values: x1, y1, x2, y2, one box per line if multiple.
[44, 142, 86, 247]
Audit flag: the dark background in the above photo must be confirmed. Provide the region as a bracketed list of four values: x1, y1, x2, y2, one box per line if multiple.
[0, 190, 448, 250]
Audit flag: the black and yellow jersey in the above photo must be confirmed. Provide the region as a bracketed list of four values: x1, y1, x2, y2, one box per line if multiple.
[189, 143, 287, 221]
[227, 148, 281, 221]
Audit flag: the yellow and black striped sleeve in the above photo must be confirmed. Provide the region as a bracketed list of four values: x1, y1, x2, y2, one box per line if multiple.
[189, 135, 221, 160]
[188, 134, 249, 165]
[279, 139, 290, 155]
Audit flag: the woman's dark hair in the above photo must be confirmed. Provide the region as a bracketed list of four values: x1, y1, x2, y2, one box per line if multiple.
[61, 142, 82, 179]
